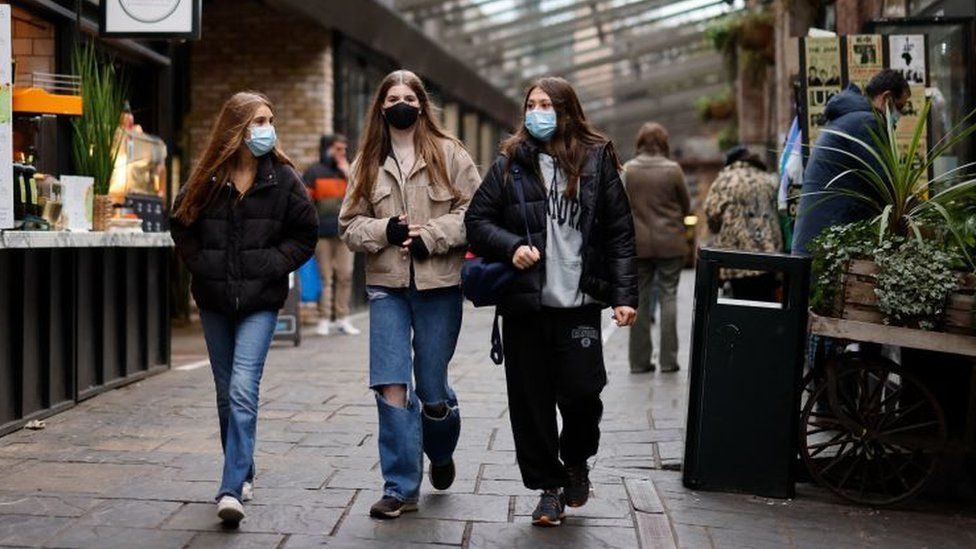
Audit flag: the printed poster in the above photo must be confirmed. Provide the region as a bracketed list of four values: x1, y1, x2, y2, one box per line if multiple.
[0, 6, 12, 229]
[889, 35, 927, 85]
[847, 34, 883, 91]
[804, 37, 842, 146]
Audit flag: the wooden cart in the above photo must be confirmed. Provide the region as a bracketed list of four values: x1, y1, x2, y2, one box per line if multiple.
[799, 313, 976, 506]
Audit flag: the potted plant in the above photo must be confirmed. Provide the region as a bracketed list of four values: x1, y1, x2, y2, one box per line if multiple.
[695, 87, 735, 121]
[806, 101, 976, 331]
[70, 41, 126, 231]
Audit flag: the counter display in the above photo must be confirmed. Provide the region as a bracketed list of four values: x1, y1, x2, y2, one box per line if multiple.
[0, 232, 173, 436]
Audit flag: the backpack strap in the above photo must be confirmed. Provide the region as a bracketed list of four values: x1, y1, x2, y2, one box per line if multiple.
[490, 309, 504, 365]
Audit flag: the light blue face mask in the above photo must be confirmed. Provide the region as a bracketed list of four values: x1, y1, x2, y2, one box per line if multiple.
[245, 124, 277, 157]
[525, 109, 557, 142]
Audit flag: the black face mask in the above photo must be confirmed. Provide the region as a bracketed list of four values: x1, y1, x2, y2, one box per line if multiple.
[384, 102, 420, 130]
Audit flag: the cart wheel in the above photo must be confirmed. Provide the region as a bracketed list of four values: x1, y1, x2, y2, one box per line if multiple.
[800, 356, 947, 506]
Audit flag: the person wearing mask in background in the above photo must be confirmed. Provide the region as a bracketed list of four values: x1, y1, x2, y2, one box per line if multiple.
[704, 146, 783, 301]
[339, 70, 480, 520]
[171, 91, 317, 526]
[465, 77, 637, 528]
[792, 69, 910, 255]
[303, 134, 360, 336]
[622, 122, 690, 374]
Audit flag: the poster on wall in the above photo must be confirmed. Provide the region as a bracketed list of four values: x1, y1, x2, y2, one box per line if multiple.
[803, 37, 843, 147]
[889, 34, 927, 85]
[0, 5, 12, 230]
[100, 0, 201, 39]
[846, 34, 884, 91]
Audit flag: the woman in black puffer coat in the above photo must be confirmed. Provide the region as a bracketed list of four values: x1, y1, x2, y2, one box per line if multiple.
[464, 77, 637, 528]
[171, 91, 316, 526]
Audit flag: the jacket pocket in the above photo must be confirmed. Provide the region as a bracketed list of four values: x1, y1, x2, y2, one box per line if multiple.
[370, 179, 396, 218]
[421, 183, 454, 220]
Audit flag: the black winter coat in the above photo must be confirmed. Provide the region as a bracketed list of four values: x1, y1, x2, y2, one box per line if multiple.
[171, 154, 318, 315]
[465, 141, 638, 313]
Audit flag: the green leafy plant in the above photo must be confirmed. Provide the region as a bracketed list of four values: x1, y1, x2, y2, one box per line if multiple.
[695, 87, 735, 121]
[717, 122, 739, 152]
[808, 221, 878, 315]
[705, 9, 774, 81]
[873, 238, 959, 330]
[71, 41, 126, 195]
[808, 100, 976, 249]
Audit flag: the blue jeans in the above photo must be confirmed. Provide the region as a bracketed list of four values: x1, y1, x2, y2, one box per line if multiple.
[199, 309, 278, 502]
[367, 284, 463, 502]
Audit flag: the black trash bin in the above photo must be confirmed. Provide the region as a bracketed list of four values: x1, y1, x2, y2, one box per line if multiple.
[682, 248, 811, 499]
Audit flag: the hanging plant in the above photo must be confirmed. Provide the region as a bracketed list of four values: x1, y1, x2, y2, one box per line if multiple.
[704, 8, 775, 80]
[695, 87, 735, 121]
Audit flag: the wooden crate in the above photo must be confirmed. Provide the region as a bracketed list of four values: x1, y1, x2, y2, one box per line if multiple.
[840, 259, 883, 324]
[946, 273, 975, 335]
[838, 260, 974, 333]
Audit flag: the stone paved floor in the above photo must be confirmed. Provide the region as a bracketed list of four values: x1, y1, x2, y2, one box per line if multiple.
[1, 272, 975, 548]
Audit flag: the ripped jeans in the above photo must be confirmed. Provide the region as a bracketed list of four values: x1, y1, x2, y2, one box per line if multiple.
[367, 284, 463, 502]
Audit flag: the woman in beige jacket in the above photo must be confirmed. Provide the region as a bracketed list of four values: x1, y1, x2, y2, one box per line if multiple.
[338, 70, 480, 519]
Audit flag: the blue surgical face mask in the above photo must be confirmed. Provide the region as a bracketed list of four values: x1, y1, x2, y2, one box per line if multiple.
[888, 101, 902, 127]
[245, 124, 277, 157]
[525, 109, 557, 142]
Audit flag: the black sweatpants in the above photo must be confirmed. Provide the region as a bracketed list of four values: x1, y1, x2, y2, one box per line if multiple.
[502, 305, 606, 490]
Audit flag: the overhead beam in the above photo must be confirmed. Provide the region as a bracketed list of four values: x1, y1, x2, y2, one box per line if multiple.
[587, 81, 726, 124]
[463, 2, 729, 67]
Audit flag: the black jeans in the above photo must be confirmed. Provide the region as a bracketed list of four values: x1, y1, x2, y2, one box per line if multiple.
[502, 305, 606, 490]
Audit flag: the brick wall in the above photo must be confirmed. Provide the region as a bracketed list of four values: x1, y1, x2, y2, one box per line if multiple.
[10, 5, 56, 84]
[186, 0, 333, 172]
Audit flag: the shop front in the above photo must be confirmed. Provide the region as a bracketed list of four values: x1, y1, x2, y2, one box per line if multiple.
[0, 0, 179, 436]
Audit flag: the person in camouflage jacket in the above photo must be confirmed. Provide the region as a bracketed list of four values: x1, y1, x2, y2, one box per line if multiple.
[703, 147, 783, 300]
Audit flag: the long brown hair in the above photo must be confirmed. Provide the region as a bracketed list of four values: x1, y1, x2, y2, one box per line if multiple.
[636, 122, 670, 158]
[173, 91, 294, 224]
[500, 76, 617, 199]
[348, 70, 460, 206]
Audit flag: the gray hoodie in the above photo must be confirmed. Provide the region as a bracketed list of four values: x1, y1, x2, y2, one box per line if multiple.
[539, 153, 594, 308]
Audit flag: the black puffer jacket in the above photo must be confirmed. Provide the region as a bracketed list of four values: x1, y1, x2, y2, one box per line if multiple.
[171, 154, 318, 315]
[465, 141, 638, 313]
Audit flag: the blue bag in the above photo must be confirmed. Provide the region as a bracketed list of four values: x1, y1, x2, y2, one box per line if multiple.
[460, 166, 532, 365]
[461, 166, 532, 307]
[298, 257, 321, 303]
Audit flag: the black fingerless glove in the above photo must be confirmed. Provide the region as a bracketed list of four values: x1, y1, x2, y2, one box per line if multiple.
[386, 217, 409, 246]
[410, 236, 430, 259]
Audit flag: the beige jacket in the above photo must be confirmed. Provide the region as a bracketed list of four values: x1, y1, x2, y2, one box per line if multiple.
[339, 140, 480, 290]
[622, 153, 691, 259]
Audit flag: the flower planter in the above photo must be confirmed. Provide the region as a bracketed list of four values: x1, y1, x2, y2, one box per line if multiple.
[837, 259, 975, 333]
[738, 18, 774, 52]
[946, 273, 975, 335]
[839, 259, 884, 324]
[708, 100, 735, 120]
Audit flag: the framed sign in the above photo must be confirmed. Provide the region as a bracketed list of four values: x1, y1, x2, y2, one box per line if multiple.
[99, 0, 201, 40]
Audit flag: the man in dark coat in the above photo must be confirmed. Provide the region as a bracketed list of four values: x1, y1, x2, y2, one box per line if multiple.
[792, 69, 911, 255]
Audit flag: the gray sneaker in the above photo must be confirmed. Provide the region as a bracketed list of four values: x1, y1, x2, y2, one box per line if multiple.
[369, 495, 418, 519]
[531, 489, 565, 527]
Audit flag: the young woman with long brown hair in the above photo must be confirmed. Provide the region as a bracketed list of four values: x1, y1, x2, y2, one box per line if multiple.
[465, 77, 638, 527]
[171, 91, 317, 525]
[339, 70, 480, 519]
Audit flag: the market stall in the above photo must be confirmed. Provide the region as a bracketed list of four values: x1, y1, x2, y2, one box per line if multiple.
[0, 3, 175, 436]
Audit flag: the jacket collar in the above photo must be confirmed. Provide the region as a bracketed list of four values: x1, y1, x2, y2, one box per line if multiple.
[382, 154, 427, 184]
[251, 154, 278, 191]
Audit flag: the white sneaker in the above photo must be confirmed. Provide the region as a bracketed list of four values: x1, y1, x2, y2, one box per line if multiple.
[315, 319, 331, 336]
[242, 481, 253, 502]
[217, 495, 244, 525]
[333, 318, 361, 336]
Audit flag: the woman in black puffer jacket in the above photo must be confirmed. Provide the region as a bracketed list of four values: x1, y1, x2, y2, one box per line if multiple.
[464, 77, 637, 528]
[171, 91, 316, 526]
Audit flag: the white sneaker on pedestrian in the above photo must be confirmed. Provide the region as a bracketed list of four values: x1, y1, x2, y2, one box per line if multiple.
[315, 319, 331, 336]
[242, 481, 253, 502]
[217, 495, 244, 525]
[333, 318, 360, 336]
